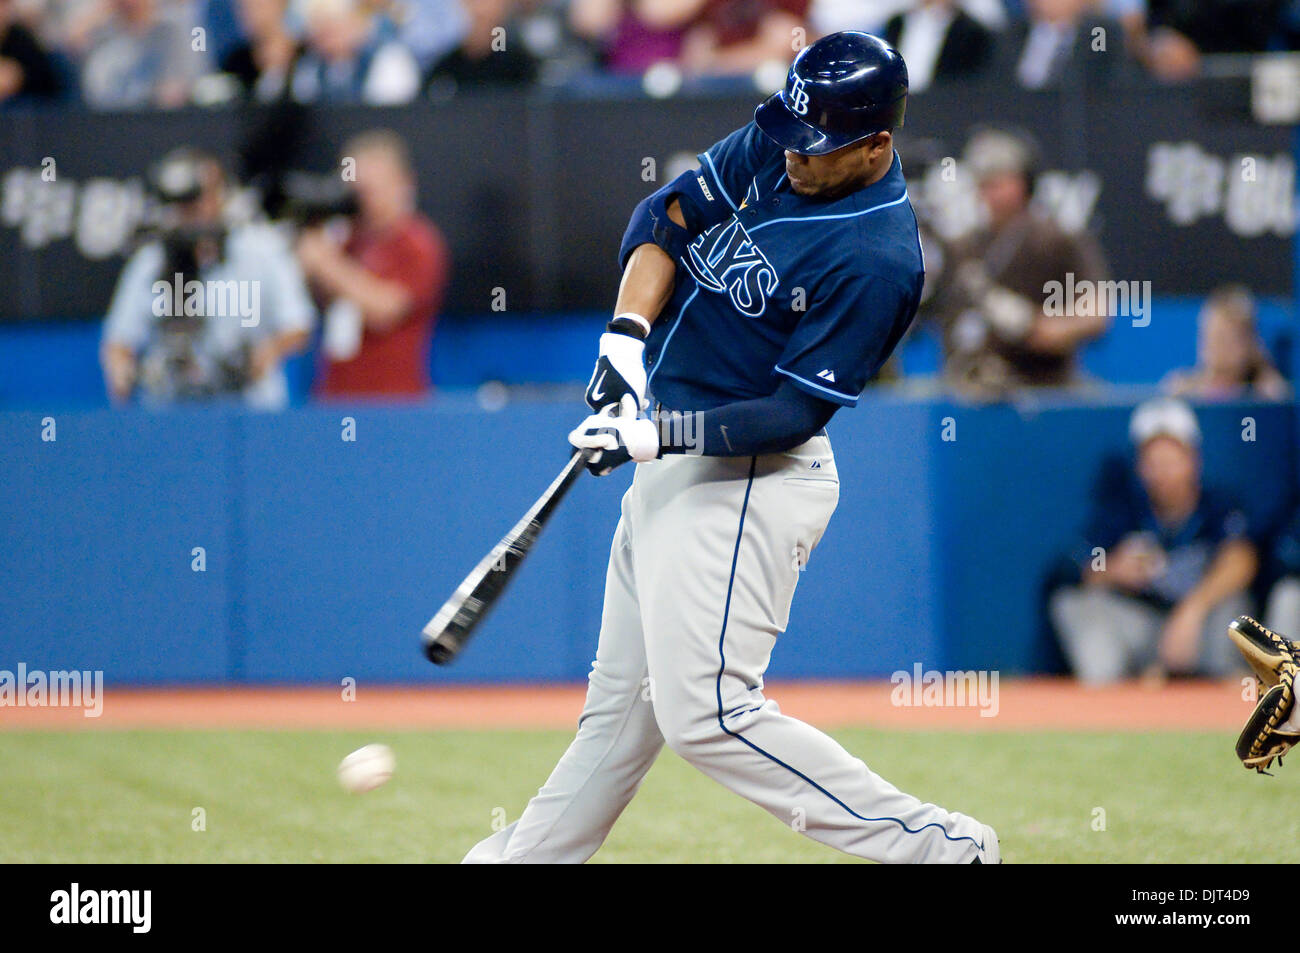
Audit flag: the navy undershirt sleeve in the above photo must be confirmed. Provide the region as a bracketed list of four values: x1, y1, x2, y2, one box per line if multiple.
[658, 380, 838, 458]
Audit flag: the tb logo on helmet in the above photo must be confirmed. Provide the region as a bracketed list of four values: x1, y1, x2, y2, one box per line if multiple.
[755, 32, 908, 156]
[788, 75, 811, 116]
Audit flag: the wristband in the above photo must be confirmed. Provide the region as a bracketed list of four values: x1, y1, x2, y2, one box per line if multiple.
[608, 312, 651, 340]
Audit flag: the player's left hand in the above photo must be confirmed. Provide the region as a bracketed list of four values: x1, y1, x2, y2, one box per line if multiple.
[568, 394, 660, 476]
[585, 332, 649, 413]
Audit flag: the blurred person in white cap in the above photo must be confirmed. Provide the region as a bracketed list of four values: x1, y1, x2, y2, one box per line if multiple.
[928, 127, 1110, 400]
[1049, 397, 1257, 684]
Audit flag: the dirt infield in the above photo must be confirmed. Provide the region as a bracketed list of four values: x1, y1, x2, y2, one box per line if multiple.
[0, 677, 1254, 731]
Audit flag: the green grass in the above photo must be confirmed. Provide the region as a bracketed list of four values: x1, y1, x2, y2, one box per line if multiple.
[2, 729, 1296, 862]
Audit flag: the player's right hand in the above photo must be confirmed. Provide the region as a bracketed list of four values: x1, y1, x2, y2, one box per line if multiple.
[585, 332, 648, 413]
[569, 394, 660, 476]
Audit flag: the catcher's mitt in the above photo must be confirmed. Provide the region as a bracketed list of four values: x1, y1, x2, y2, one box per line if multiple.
[1228, 615, 1300, 773]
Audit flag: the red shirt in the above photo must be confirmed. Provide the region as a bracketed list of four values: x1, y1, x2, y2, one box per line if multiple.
[317, 214, 450, 398]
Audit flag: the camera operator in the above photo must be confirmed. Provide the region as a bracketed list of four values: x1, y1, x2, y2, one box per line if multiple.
[101, 148, 315, 409]
[294, 130, 449, 399]
[929, 128, 1110, 399]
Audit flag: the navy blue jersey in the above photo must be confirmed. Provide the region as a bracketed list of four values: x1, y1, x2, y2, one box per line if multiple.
[643, 121, 924, 412]
[1077, 481, 1252, 606]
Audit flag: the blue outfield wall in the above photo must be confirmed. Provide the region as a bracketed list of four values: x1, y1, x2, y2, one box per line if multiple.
[0, 396, 1292, 685]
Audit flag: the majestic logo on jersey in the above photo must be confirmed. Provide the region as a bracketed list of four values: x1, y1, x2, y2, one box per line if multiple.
[683, 217, 779, 317]
[788, 75, 811, 116]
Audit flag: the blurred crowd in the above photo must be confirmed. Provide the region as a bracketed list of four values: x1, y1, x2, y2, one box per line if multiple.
[95, 121, 1294, 409]
[1, 0, 1299, 107]
[101, 130, 449, 407]
[904, 126, 1292, 404]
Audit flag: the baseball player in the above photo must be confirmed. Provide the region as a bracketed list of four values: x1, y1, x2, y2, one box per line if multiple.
[464, 31, 1000, 864]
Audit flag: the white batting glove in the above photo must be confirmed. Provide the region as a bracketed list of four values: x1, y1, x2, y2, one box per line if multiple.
[585, 331, 649, 413]
[568, 394, 660, 475]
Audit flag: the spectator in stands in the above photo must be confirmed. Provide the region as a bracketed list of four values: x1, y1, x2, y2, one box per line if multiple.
[398, 0, 468, 73]
[1162, 286, 1289, 401]
[425, 0, 539, 90]
[0, 0, 64, 101]
[512, 0, 596, 82]
[12, 0, 97, 52]
[999, 0, 1127, 89]
[79, 0, 205, 108]
[569, 0, 688, 75]
[809, 0, 1007, 36]
[807, 0, 897, 35]
[928, 128, 1110, 398]
[1094, 0, 1150, 55]
[297, 130, 450, 399]
[677, 0, 808, 77]
[1050, 398, 1257, 684]
[101, 148, 314, 409]
[1097, 0, 1148, 28]
[220, 0, 305, 100]
[1131, 1, 1290, 80]
[290, 0, 420, 103]
[882, 0, 995, 92]
[1148, 0, 1284, 56]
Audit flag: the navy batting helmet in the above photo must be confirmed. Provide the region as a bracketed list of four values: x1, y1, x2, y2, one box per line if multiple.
[754, 32, 908, 157]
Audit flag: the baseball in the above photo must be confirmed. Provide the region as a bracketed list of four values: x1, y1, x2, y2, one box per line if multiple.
[337, 743, 395, 794]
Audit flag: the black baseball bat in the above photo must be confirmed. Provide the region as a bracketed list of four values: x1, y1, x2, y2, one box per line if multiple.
[421, 449, 589, 665]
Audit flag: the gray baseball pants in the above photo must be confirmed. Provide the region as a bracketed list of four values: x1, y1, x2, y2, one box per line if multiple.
[463, 436, 991, 864]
